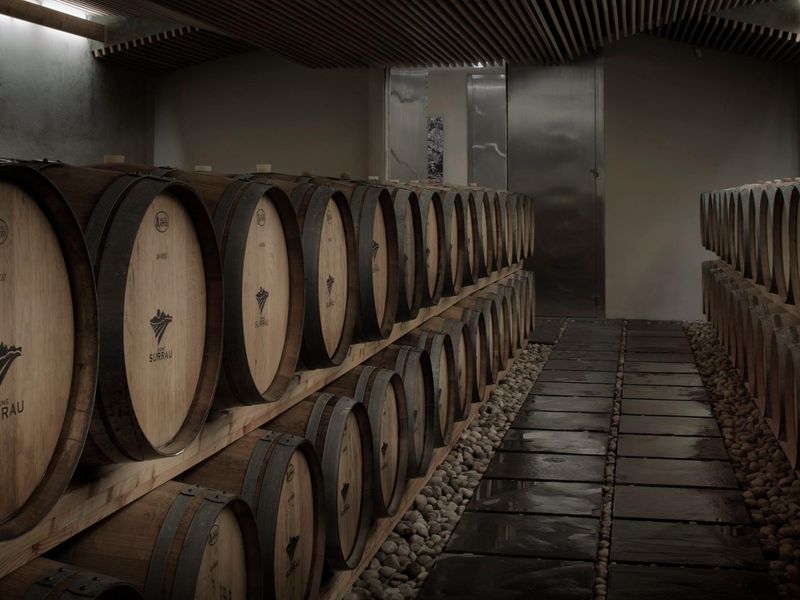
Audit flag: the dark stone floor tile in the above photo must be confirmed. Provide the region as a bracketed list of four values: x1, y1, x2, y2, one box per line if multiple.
[556, 343, 620, 352]
[533, 330, 563, 344]
[538, 370, 617, 384]
[623, 385, 708, 401]
[619, 415, 720, 437]
[625, 352, 695, 363]
[626, 341, 692, 352]
[624, 373, 704, 387]
[625, 361, 699, 374]
[545, 359, 619, 372]
[621, 399, 712, 417]
[618, 434, 728, 460]
[534, 381, 616, 398]
[486, 452, 605, 483]
[626, 320, 683, 331]
[419, 555, 594, 600]
[611, 520, 765, 569]
[626, 329, 686, 337]
[527, 396, 614, 414]
[513, 410, 610, 432]
[608, 564, 777, 600]
[503, 429, 608, 455]
[471, 480, 602, 517]
[616, 457, 737, 489]
[551, 350, 620, 361]
[447, 512, 599, 560]
[614, 486, 749, 524]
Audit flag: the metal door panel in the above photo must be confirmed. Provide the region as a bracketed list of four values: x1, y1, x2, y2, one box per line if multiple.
[388, 69, 428, 181]
[508, 59, 604, 317]
[467, 73, 507, 189]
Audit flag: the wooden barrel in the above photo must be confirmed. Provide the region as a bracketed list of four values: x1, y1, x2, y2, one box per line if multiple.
[269, 394, 373, 570]
[499, 280, 524, 352]
[322, 366, 408, 517]
[95, 166, 306, 407]
[456, 188, 480, 285]
[523, 271, 537, 338]
[400, 330, 457, 446]
[510, 274, 530, 344]
[261, 177, 358, 368]
[420, 317, 474, 422]
[441, 305, 490, 400]
[428, 187, 465, 296]
[515, 192, 526, 262]
[320, 179, 400, 341]
[471, 188, 495, 276]
[8, 162, 223, 465]
[450, 297, 499, 385]
[180, 430, 325, 600]
[366, 345, 435, 477]
[411, 187, 446, 306]
[756, 185, 775, 292]
[58, 481, 263, 599]
[0, 558, 142, 599]
[386, 186, 424, 321]
[0, 164, 98, 539]
[473, 290, 511, 370]
[524, 193, 535, 260]
[500, 192, 516, 264]
[489, 190, 508, 269]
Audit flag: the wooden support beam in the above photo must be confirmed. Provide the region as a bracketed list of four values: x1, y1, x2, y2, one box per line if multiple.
[0, 0, 105, 41]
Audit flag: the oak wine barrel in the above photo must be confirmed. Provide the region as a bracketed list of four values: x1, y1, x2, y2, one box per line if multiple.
[473, 289, 511, 370]
[94, 165, 306, 406]
[515, 192, 526, 262]
[269, 394, 373, 570]
[0, 164, 98, 539]
[455, 295, 501, 384]
[522, 271, 537, 338]
[58, 481, 263, 599]
[489, 190, 507, 269]
[471, 187, 495, 275]
[366, 345, 435, 477]
[400, 329, 457, 446]
[440, 305, 489, 401]
[8, 162, 223, 465]
[0, 558, 142, 599]
[498, 280, 523, 352]
[420, 316, 474, 421]
[411, 186, 446, 306]
[458, 188, 481, 285]
[499, 191, 515, 265]
[323, 366, 408, 517]
[321, 179, 400, 341]
[386, 186, 424, 321]
[523, 193, 535, 260]
[262, 177, 358, 368]
[426, 186, 465, 296]
[180, 430, 325, 600]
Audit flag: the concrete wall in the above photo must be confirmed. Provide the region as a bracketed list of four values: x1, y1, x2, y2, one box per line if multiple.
[604, 35, 800, 321]
[154, 50, 375, 177]
[0, 15, 153, 164]
[427, 70, 468, 185]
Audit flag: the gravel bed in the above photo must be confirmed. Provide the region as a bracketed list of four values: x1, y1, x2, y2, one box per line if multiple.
[344, 342, 552, 600]
[685, 322, 800, 600]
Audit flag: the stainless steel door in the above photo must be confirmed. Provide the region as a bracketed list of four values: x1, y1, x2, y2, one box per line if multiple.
[467, 73, 507, 190]
[508, 58, 604, 317]
[388, 69, 428, 181]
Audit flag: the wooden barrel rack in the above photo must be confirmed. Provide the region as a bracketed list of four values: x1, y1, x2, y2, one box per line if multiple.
[0, 162, 535, 600]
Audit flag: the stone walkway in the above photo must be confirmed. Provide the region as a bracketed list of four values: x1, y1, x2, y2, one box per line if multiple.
[418, 319, 777, 600]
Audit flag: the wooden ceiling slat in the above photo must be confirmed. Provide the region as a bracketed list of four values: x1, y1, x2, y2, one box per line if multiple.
[542, 0, 576, 60]
[76, 0, 800, 71]
[509, 0, 549, 62]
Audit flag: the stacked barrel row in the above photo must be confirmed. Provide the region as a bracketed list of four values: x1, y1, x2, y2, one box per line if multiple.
[0, 158, 535, 599]
[0, 270, 536, 599]
[700, 180, 800, 470]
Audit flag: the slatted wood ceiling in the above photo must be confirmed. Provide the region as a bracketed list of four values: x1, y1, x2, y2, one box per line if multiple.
[67, 0, 797, 68]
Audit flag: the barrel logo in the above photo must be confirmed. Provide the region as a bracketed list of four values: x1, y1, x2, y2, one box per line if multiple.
[154, 211, 169, 233]
[150, 310, 172, 344]
[0, 219, 8, 246]
[256, 208, 266, 227]
[326, 274, 335, 307]
[340, 482, 351, 515]
[286, 535, 299, 560]
[256, 287, 269, 315]
[371, 240, 380, 273]
[0, 343, 22, 386]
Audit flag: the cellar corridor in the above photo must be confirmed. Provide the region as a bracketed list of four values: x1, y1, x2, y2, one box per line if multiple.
[418, 319, 777, 600]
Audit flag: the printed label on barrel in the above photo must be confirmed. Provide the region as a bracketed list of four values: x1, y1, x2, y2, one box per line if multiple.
[149, 309, 173, 362]
[154, 211, 169, 233]
[0, 343, 24, 421]
[255, 286, 269, 328]
[0, 219, 8, 246]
